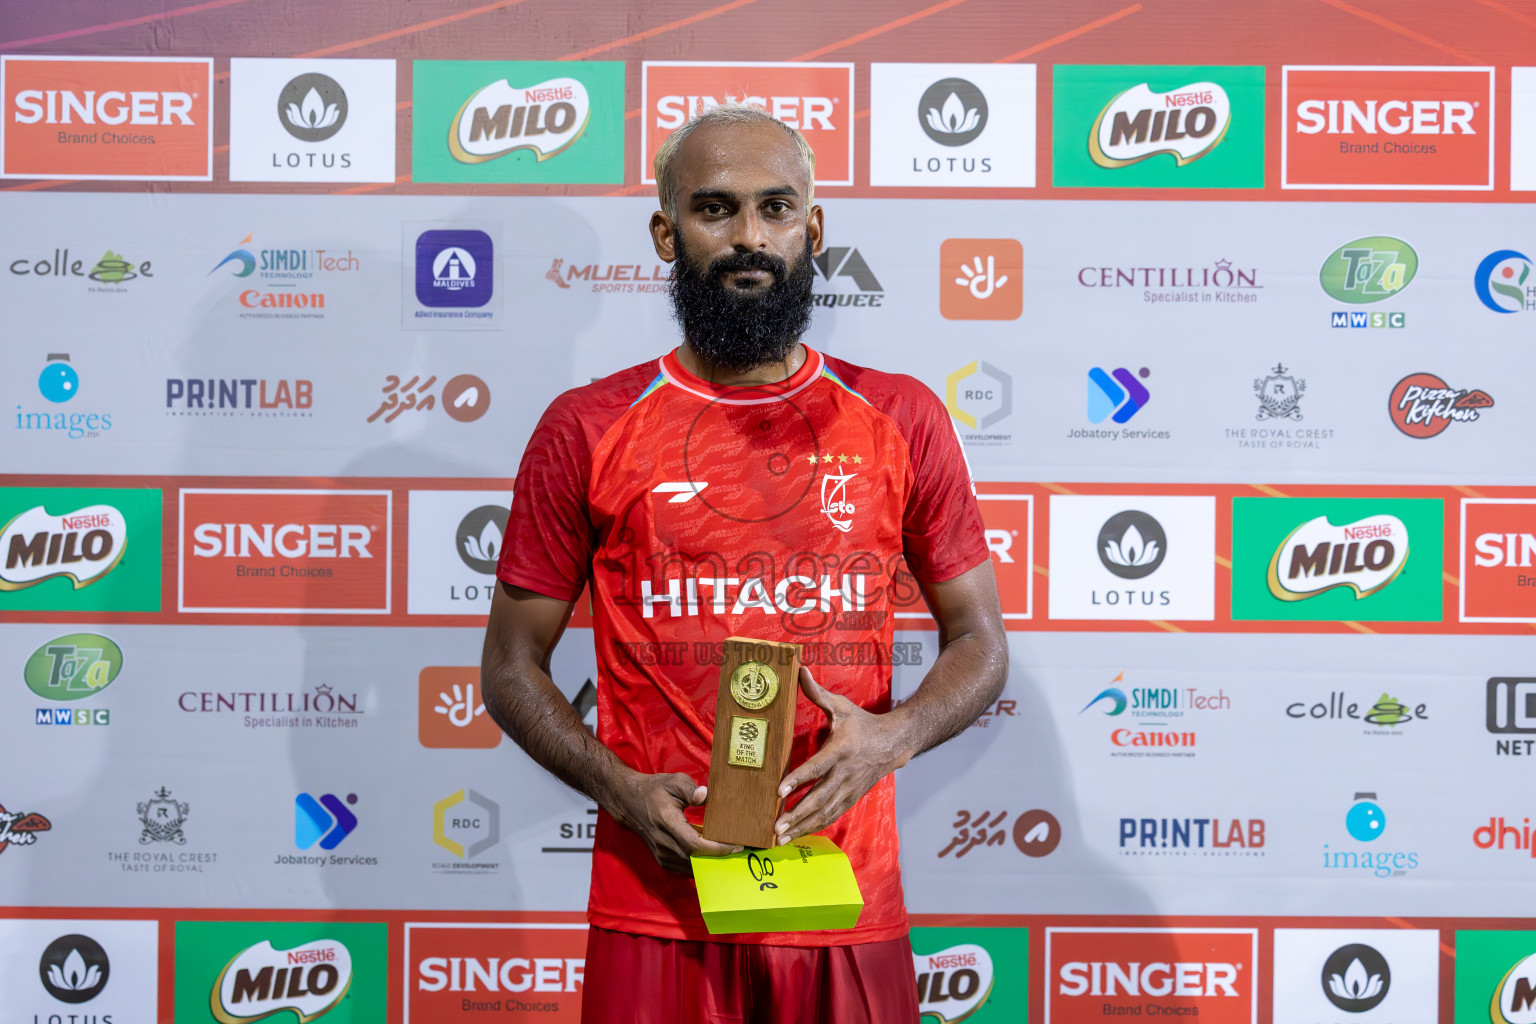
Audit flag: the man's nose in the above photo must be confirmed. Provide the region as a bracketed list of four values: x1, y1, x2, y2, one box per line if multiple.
[729, 209, 768, 252]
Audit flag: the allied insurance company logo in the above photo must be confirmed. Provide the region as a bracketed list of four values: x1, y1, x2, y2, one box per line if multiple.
[1281, 66, 1494, 189]
[415, 229, 494, 309]
[1388, 372, 1493, 438]
[641, 62, 856, 186]
[1461, 499, 1536, 623]
[1046, 928, 1257, 1022]
[0, 55, 213, 180]
[1476, 249, 1536, 313]
[1320, 235, 1415, 328]
[18, 353, 114, 440]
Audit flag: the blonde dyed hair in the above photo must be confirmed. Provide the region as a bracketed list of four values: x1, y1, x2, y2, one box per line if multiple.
[653, 103, 817, 220]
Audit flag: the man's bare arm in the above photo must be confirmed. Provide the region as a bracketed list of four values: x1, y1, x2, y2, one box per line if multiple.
[772, 559, 1008, 843]
[480, 581, 741, 874]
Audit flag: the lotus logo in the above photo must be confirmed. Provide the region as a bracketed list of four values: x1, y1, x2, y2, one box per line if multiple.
[449, 77, 591, 164]
[919, 77, 988, 147]
[214, 939, 353, 1024]
[40, 934, 110, 1004]
[1096, 511, 1167, 579]
[277, 72, 348, 143]
[1321, 942, 1390, 1011]
[1090, 81, 1232, 168]
[1266, 514, 1408, 601]
[454, 505, 508, 574]
[0, 503, 127, 590]
[1494, 952, 1536, 1023]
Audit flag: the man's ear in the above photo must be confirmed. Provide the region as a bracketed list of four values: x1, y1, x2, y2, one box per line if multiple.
[650, 211, 677, 263]
[807, 204, 825, 258]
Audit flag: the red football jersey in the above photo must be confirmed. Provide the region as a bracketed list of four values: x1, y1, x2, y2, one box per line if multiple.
[498, 345, 988, 946]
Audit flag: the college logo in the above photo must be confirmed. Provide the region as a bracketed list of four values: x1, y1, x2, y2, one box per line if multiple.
[228, 59, 396, 183]
[1388, 372, 1492, 438]
[1475, 250, 1535, 313]
[419, 667, 501, 748]
[1, 55, 213, 180]
[1053, 65, 1264, 188]
[9, 248, 154, 290]
[178, 488, 391, 614]
[642, 61, 855, 185]
[1087, 366, 1150, 424]
[1254, 364, 1305, 420]
[1273, 929, 1437, 1023]
[25, 633, 123, 703]
[1231, 498, 1442, 622]
[39, 933, 110, 1003]
[869, 63, 1035, 187]
[433, 788, 499, 860]
[1461, 500, 1536, 622]
[1, 503, 126, 590]
[940, 239, 1022, 320]
[0, 802, 51, 855]
[1047, 928, 1256, 1022]
[1286, 692, 1426, 731]
[413, 61, 622, 184]
[406, 922, 586, 1021]
[1282, 66, 1494, 189]
[18, 354, 114, 440]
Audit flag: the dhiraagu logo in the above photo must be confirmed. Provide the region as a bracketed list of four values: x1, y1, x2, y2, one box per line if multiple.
[911, 926, 1028, 1023]
[1052, 65, 1264, 188]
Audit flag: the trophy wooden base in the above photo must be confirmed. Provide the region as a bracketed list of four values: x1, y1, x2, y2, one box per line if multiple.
[701, 637, 802, 849]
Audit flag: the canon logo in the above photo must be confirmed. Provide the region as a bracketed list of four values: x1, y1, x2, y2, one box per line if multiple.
[1058, 960, 1239, 997]
[655, 95, 834, 131]
[417, 957, 583, 993]
[13, 89, 194, 125]
[1295, 99, 1474, 136]
[191, 523, 372, 558]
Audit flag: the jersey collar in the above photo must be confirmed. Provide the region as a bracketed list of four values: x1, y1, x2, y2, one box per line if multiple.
[659, 345, 824, 406]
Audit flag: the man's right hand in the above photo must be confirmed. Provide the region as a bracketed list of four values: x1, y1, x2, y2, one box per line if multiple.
[606, 771, 743, 876]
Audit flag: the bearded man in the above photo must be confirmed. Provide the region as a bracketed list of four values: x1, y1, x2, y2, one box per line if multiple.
[482, 104, 1007, 1024]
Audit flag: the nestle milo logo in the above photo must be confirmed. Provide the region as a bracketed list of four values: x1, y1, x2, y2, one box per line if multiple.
[24, 633, 123, 701]
[1320, 236, 1417, 304]
[1090, 81, 1232, 168]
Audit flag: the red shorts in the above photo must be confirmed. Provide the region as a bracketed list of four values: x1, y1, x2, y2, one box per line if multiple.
[580, 925, 919, 1024]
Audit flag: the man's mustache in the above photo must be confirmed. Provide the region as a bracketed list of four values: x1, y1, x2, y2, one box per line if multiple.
[706, 250, 787, 281]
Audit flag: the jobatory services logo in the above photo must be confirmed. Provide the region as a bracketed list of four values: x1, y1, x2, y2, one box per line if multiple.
[26, 632, 122, 727]
[1461, 500, 1536, 623]
[406, 922, 587, 1022]
[16, 353, 114, 440]
[0, 55, 213, 180]
[1074, 365, 1169, 442]
[0, 919, 159, 1021]
[1046, 928, 1257, 1022]
[1272, 929, 1438, 1022]
[403, 223, 503, 328]
[939, 239, 1022, 319]
[295, 792, 358, 851]
[0, 487, 161, 612]
[1052, 65, 1264, 188]
[945, 361, 1013, 447]
[1324, 792, 1420, 879]
[1453, 931, 1536, 1023]
[1321, 235, 1415, 328]
[228, 58, 397, 182]
[407, 491, 512, 614]
[909, 926, 1028, 1023]
[1488, 678, 1536, 755]
[175, 922, 386, 1024]
[165, 376, 313, 418]
[868, 63, 1036, 187]
[1388, 372, 1493, 437]
[642, 61, 855, 186]
[1048, 496, 1216, 620]
[432, 788, 500, 874]
[1475, 250, 1536, 313]
[0, 801, 51, 857]
[1230, 497, 1442, 622]
[1282, 65, 1494, 189]
[412, 60, 623, 184]
[178, 488, 391, 615]
[419, 667, 501, 749]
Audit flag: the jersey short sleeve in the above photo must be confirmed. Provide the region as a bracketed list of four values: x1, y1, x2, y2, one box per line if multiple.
[898, 383, 989, 583]
[496, 390, 595, 602]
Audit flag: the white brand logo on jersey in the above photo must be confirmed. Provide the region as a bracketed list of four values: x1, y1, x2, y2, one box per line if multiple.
[652, 481, 708, 504]
[820, 471, 856, 532]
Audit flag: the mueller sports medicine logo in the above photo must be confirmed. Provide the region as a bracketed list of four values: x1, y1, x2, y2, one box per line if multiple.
[213, 938, 353, 1023]
[1047, 928, 1256, 1022]
[642, 62, 854, 185]
[1282, 66, 1494, 189]
[448, 77, 591, 163]
[1, 55, 213, 179]
[179, 489, 391, 614]
[1, 504, 126, 590]
[1090, 80, 1231, 167]
[1461, 500, 1536, 623]
[1267, 514, 1408, 601]
[1388, 372, 1493, 438]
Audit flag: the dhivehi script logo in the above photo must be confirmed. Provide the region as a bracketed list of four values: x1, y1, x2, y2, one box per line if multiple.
[1089, 81, 1231, 167]
[0, 504, 127, 590]
[448, 77, 590, 164]
[213, 938, 352, 1023]
[1267, 514, 1408, 601]
[914, 942, 993, 1023]
[1494, 952, 1536, 1024]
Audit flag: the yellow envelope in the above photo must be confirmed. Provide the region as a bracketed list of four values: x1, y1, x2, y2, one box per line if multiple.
[691, 834, 864, 935]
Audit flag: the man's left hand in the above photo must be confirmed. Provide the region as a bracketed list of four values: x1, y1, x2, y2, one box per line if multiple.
[772, 667, 915, 844]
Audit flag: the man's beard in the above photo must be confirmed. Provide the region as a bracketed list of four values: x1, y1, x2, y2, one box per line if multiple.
[668, 231, 815, 375]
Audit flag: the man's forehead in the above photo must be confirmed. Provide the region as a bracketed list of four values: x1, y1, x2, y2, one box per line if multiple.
[673, 120, 810, 196]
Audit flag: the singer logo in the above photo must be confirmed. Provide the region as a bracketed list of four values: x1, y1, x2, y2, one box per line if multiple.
[1282, 66, 1494, 189]
[406, 923, 586, 1023]
[212, 939, 353, 1023]
[0, 504, 127, 590]
[178, 489, 390, 614]
[641, 62, 854, 185]
[1047, 928, 1256, 1023]
[980, 493, 1034, 621]
[1461, 499, 1536, 623]
[1, 56, 213, 179]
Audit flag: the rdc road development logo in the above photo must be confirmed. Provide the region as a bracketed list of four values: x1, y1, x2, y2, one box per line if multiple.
[433, 788, 500, 873]
[868, 63, 1036, 187]
[1047, 928, 1256, 1022]
[175, 922, 385, 1024]
[1461, 500, 1536, 623]
[939, 239, 1022, 320]
[1052, 65, 1264, 188]
[1048, 495, 1216, 620]
[1476, 250, 1536, 313]
[1272, 928, 1438, 1023]
[1388, 372, 1493, 437]
[407, 922, 586, 1020]
[945, 360, 1013, 446]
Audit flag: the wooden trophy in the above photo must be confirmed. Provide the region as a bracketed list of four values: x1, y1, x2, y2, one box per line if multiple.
[701, 637, 802, 849]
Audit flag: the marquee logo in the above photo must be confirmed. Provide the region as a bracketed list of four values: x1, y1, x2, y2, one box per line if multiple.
[1266, 513, 1408, 601]
[1047, 928, 1256, 1022]
[1, 55, 213, 179]
[1282, 66, 1494, 189]
[0, 504, 126, 590]
[448, 77, 590, 163]
[1089, 81, 1231, 167]
[1462, 500, 1536, 623]
[1388, 372, 1492, 438]
[213, 938, 352, 1023]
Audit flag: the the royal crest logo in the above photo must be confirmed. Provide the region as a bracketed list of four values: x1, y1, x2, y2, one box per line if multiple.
[0, 802, 51, 855]
[138, 786, 189, 845]
[819, 469, 857, 533]
[1089, 81, 1232, 168]
[1388, 372, 1493, 438]
[1267, 514, 1409, 601]
[1254, 364, 1305, 421]
[0, 504, 127, 590]
[213, 938, 353, 1023]
[448, 77, 590, 164]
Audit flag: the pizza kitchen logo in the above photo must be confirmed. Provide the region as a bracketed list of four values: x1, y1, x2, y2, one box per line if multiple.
[1388, 372, 1492, 438]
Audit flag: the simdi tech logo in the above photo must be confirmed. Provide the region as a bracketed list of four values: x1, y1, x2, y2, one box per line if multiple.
[1045, 928, 1256, 1023]
[412, 61, 623, 184]
[174, 921, 386, 1024]
[909, 926, 1028, 1023]
[1230, 497, 1442, 622]
[1461, 500, 1536, 623]
[178, 488, 391, 614]
[1453, 931, 1536, 1024]
[0, 55, 213, 179]
[1282, 66, 1494, 189]
[1052, 65, 1264, 188]
[405, 922, 586, 1023]
[0, 487, 161, 612]
[641, 62, 855, 186]
[228, 58, 397, 183]
[868, 63, 1037, 188]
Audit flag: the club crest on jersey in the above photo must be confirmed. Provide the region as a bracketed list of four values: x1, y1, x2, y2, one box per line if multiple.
[820, 470, 856, 533]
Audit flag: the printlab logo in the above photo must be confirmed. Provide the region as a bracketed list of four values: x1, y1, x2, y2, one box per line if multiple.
[278, 72, 347, 141]
[137, 786, 188, 845]
[0, 801, 51, 856]
[419, 668, 501, 748]
[368, 373, 491, 424]
[433, 788, 500, 870]
[945, 361, 1013, 446]
[1323, 236, 1415, 328]
[810, 246, 884, 308]
[164, 377, 314, 418]
[1097, 511, 1166, 579]
[1476, 250, 1536, 313]
[40, 934, 110, 1003]
[1323, 943, 1390, 1011]
[18, 354, 114, 441]
[1255, 364, 1305, 420]
[1388, 372, 1492, 438]
[295, 792, 357, 850]
[1087, 366, 1150, 424]
[939, 238, 1022, 320]
[455, 505, 506, 573]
